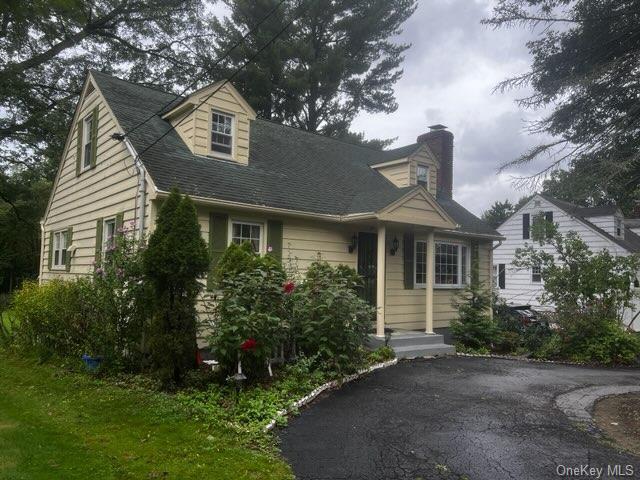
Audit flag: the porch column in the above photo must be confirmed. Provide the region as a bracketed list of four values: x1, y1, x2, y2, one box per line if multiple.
[376, 224, 386, 337]
[425, 230, 435, 334]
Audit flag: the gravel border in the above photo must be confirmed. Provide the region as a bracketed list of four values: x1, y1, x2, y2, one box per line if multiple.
[264, 358, 398, 432]
[456, 351, 640, 368]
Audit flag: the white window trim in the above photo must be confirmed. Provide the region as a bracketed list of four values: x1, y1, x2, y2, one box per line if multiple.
[52, 229, 68, 270]
[416, 163, 429, 186]
[414, 240, 427, 288]
[413, 239, 470, 289]
[81, 113, 93, 171]
[209, 108, 235, 160]
[228, 219, 264, 254]
[434, 240, 470, 289]
[102, 217, 117, 255]
[531, 264, 542, 283]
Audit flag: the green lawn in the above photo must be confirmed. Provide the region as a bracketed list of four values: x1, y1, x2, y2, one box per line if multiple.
[0, 354, 292, 479]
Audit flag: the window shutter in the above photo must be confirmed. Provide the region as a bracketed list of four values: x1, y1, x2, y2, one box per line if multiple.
[75, 119, 83, 176]
[522, 213, 530, 239]
[48, 231, 54, 270]
[545, 211, 554, 237]
[470, 241, 479, 285]
[208, 213, 228, 289]
[66, 227, 73, 272]
[90, 105, 99, 168]
[115, 212, 124, 236]
[266, 220, 283, 263]
[498, 264, 505, 289]
[95, 218, 103, 263]
[403, 232, 414, 289]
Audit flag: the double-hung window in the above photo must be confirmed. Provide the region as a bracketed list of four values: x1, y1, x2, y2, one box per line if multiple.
[231, 221, 262, 253]
[416, 164, 429, 186]
[414, 240, 469, 288]
[435, 242, 468, 287]
[211, 110, 233, 155]
[103, 218, 116, 253]
[82, 114, 93, 170]
[531, 264, 542, 283]
[53, 230, 68, 269]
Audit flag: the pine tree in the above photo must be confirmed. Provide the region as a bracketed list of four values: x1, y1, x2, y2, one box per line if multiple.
[143, 188, 209, 387]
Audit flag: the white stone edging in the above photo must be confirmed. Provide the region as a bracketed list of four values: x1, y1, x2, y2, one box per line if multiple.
[263, 358, 398, 432]
[456, 352, 638, 368]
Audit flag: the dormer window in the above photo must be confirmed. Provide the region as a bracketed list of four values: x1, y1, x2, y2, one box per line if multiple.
[615, 217, 624, 238]
[211, 110, 233, 156]
[417, 164, 429, 186]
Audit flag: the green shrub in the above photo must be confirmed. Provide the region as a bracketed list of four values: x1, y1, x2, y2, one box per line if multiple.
[209, 248, 287, 379]
[292, 261, 373, 372]
[143, 189, 210, 388]
[11, 279, 89, 359]
[451, 281, 500, 350]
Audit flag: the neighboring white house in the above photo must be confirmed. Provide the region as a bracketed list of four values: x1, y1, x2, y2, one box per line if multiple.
[493, 194, 640, 330]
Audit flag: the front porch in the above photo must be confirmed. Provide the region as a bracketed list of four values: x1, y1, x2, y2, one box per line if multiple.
[367, 329, 455, 359]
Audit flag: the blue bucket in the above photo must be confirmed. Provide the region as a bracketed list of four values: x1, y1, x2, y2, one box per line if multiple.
[81, 354, 104, 371]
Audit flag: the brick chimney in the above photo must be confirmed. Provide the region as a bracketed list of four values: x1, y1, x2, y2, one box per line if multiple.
[417, 124, 453, 199]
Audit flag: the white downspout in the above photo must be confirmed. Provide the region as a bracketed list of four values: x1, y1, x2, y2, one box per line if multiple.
[38, 220, 45, 284]
[115, 134, 146, 240]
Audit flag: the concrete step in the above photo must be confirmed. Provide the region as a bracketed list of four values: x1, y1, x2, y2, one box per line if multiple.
[368, 332, 447, 348]
[393, 343, 456, 359]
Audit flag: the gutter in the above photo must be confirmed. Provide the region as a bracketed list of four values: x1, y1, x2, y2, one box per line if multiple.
[38, 220, 45, 284]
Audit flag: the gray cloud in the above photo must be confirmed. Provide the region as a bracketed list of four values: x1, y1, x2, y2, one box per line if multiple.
[351, 0, 552, 214]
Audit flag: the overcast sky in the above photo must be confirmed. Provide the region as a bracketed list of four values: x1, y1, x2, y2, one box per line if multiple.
[213, 0, 553, 216]
[349, 0, 555, 215]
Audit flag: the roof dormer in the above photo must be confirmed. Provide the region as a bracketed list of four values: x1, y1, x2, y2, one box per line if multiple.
[162, 82, 256, 165]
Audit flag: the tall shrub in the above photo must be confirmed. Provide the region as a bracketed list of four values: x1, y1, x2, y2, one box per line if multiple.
[143, 189, 209, 387]
[451, 281, 500, 351]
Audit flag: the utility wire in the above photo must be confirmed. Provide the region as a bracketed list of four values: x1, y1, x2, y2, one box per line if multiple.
[132, 17, 295, 159]
[123, 0, 288, 137]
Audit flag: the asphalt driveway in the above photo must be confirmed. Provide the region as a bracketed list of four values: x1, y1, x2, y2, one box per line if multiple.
[279, 357, 640, 480]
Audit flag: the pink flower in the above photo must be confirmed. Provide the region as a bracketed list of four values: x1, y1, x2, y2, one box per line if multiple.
[283, 281, 295, 294]
[240, 338, 257, 351]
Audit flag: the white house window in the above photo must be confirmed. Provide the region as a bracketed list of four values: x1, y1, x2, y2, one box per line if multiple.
[416, 164, 429, 186]
[103, 218, 116, 253]
[435, 242, 468, 287]
[211, 110, 233, 155]
[82, 114, 93, 169]
[53, 230, 68, 268]
[532, 264, 542, 283]
[415, 240, 427, 286]
[231, 221, 262, 252]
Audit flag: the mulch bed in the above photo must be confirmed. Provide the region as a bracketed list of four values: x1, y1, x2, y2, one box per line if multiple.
[593, 392, 640, 457]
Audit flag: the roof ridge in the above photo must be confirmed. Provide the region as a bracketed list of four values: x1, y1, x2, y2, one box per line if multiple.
[89, 69, 184, 99]
[254, 117, 412, 155]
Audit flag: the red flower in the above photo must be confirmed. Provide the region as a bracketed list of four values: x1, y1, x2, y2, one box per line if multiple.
[283, 281, 295, 294]
[240, 338, 258, 351]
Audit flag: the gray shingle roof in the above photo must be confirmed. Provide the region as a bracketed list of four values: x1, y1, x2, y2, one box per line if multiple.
[539, 194, 640, 253]
[91, 70, 500, 237]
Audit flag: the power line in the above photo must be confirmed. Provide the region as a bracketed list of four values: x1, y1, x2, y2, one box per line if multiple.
[123, 0, 289, 137]
[131, 16, 295, 159]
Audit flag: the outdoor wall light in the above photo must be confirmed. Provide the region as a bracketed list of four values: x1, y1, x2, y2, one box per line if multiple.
[390, 236, 399, 256]
[348, 234, 358, 253]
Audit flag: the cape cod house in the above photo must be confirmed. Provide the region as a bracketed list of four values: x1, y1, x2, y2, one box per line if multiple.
[39, 70, 502, 356]
[493, 194, 640, 330]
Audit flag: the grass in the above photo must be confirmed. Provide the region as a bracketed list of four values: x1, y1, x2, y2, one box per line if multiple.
[0, 353, 292, 480]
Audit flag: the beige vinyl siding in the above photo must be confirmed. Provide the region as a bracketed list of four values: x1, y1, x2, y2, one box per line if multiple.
[384, 229, 492, 330]
[41, 80, 147, 281]
[376, 161, 410, 187]
[171, 84, 252, 165]
[379, 190, 455, 228]
[408, 146, 438, 195]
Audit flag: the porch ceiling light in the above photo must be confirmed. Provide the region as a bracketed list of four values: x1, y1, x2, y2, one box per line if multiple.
[390, 236, 399, 256]
[348, 234, 358, 253]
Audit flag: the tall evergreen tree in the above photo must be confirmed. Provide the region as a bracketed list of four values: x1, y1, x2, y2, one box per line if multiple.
[207, 0, 417, 139]
[484, 1, 640, 199]
[143, 189, 209, 387]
